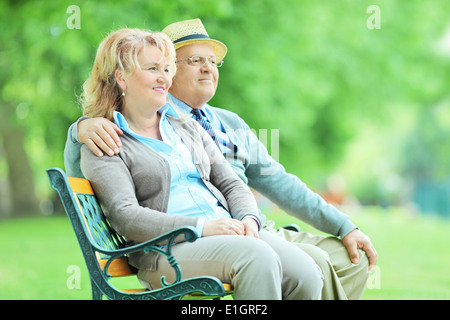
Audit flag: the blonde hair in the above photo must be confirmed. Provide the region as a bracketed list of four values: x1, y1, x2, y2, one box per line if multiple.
[81, 28, 176, 120]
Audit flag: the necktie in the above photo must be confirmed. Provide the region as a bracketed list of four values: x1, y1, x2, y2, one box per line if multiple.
[191, 109, 221, 148]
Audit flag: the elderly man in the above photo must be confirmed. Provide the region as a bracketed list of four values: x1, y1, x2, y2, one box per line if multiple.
[64, 19, 376, 300]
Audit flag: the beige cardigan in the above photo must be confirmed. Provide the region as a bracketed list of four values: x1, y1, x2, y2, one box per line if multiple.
[80, 116, 261, 270]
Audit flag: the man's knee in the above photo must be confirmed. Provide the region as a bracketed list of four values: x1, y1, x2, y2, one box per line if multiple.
[298, 243, 331, 271]
[358, 249, 370, 268]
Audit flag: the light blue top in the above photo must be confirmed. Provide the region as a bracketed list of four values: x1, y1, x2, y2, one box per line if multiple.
[112, 104, 231, 237]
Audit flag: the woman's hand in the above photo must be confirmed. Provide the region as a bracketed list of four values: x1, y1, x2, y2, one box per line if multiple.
[202, 218, 247, 237]
[242, 217, 259, 238]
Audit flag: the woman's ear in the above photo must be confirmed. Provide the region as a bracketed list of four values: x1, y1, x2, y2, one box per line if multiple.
[115, 69, 127, 92]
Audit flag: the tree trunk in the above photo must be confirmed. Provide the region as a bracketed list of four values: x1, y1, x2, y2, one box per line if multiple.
[0, 102, 40, 217]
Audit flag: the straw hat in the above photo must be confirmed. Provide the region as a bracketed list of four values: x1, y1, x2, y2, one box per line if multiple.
[162, 18, 227, 59]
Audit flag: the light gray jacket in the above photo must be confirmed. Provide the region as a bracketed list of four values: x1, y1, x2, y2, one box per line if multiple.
[80, 116, 261, 270]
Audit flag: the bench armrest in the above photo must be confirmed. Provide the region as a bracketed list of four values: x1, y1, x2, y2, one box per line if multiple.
[93, 226, 197, 285]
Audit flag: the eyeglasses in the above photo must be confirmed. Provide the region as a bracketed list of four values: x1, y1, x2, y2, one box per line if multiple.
[176, 55, 224, 68]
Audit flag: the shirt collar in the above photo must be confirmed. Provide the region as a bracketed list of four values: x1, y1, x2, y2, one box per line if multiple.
[167, 93, 192, 114]
[167, 93, 212, 116]
[113, 111, 129, 131]
[113, 103, 180, 131]
[159, 102, 180, 118]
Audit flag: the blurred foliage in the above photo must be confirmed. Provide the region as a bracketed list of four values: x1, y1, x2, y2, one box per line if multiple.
[0, 0, 449, 216]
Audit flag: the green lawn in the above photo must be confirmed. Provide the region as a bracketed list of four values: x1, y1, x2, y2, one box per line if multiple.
[1, 206, 449, 300]
[269, 206, 450, 299]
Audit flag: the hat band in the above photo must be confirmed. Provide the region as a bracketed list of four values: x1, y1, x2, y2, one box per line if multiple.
[173, 34, 210, 44]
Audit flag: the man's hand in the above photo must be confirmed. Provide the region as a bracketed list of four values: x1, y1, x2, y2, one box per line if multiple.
[342, 229, 377, 271]
[78, 118, 123, 157]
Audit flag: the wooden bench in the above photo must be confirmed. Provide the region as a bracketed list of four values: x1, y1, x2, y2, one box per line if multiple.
[47, 167, 233, 300]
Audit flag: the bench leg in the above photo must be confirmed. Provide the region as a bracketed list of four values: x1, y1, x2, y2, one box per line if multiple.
[91, 280, 103, 300]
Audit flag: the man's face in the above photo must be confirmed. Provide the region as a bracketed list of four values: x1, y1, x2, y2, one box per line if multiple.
[169, 43, 219, 108]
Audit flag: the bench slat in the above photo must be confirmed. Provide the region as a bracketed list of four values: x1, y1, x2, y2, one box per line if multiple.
[98, 257, 136, 277]
[68, 176, 95, 195]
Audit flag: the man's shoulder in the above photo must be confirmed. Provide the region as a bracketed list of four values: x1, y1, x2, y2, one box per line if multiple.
[209, 105, 239, 118]
[209, 106, 248, 129]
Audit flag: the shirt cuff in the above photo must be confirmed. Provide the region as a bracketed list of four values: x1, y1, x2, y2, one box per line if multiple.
[195, 218, 206, 238]
[71, 116, 91, 143]
[338, 220, 359, 239]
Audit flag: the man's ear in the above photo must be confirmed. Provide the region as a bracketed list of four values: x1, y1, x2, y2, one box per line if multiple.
[115, 69, 127, 92]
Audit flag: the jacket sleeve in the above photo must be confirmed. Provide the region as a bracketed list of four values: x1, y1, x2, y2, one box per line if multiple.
[63, 117, 90, 179]
[231, 113, 357, 238]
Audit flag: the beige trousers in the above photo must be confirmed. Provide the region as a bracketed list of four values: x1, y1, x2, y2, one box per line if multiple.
[138, 230, 323, 300]
[267, 223, 370, 300]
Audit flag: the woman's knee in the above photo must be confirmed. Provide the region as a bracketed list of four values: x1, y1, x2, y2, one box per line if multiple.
[226, 237, 284, 299]
[301, 264, 324, 299]
[234, 237, 282, 273]
[281, 249, 324, 300]
[284, 264, 323, 300]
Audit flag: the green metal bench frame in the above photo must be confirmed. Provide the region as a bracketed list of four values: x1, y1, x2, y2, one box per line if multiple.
[47, 167, 229, 300]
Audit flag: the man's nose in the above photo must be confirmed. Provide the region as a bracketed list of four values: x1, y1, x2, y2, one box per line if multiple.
[200, 61, 214, 72]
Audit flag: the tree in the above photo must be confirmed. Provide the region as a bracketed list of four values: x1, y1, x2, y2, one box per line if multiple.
[1, 0, 449, 217]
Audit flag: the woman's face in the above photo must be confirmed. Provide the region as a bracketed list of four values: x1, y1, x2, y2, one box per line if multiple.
[118, 45, 173, 113]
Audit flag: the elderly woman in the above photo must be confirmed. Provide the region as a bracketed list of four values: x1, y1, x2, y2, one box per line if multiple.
[79, 28, 323, 300]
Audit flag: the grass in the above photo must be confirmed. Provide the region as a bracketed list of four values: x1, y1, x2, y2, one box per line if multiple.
[1, 206, 449, 300]
[270, 205, 450, 299]
[0, 216, 92, 299]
